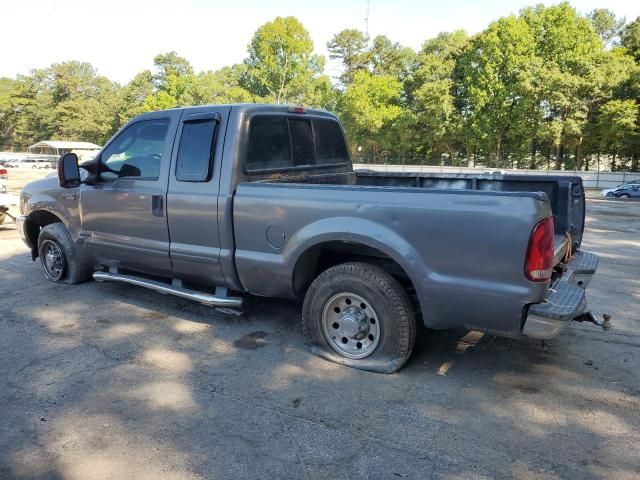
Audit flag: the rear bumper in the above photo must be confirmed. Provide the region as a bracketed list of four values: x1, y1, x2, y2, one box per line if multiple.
[522, 251, 598, 340]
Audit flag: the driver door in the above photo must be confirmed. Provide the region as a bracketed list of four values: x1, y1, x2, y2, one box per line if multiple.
[79, 111, 180, 276]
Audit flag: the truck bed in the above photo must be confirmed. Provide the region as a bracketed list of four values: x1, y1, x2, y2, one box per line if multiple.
[254, 169, 585, 261]
[355, 171, 586, 252]
[233, 180, 555, 336]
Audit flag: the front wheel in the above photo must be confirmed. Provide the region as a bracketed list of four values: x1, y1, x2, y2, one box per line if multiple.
[302, 262, 416, 373]
[37, 223, 92, 284]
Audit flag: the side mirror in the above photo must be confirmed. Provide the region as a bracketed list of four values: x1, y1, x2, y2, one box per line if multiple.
[58, 153, 81, 188]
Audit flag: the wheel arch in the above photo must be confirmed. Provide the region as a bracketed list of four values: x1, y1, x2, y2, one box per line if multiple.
[287, 218, 429, 321]
[25, 209, 66, 259]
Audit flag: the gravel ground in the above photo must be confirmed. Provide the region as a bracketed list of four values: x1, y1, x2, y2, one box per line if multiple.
[0, 171, 639, 479]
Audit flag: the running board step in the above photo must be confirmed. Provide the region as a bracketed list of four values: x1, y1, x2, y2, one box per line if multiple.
[93, 271, 243, 307]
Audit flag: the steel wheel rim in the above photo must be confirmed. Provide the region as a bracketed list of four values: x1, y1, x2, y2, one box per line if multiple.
[321, 292, 381, 359]
[41, 239, 65, 281]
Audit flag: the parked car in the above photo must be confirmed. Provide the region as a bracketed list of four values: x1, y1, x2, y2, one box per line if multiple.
[4, 158, 52, 169]
[17, 104, 598, 373]
[611, 184, 640, 199]
[601, 180, 640, 197]
[5, 159, 21, 168]
[0, 167, 6, 194]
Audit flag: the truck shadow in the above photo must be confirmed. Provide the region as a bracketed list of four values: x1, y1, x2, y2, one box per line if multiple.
[1, 250, 639, 479]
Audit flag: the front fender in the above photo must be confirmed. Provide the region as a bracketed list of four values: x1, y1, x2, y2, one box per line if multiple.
[22, 179, 81, 240]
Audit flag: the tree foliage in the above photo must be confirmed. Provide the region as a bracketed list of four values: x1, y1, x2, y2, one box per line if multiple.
[0, 8, 638, 171]
[588, 9, 625, 46]
[327, 29, 370, 86]
[244, 16, 323, 104]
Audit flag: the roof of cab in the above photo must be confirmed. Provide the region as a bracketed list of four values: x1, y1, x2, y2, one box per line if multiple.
[135, 103, 337, 120]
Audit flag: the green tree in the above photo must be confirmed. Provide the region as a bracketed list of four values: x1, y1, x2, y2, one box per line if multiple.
[8, 69, 54, 147]
[51, 62, 120, 144]
[370, 35, 416, 82]
[588, 9, 625, 46]
[327, 29, 370, 86]
[116, 70, 154, 126]
[152, 51, 194, 88]
[302, 75, 339, 111]
[522, 3, 602, 169]
[9, 62, 119, 147]
[338, 70, 403, 155]
[621, 17, 640, 61]
[454, 15, 538, 165]
[193, 65, 258, 104]
[142, 52, 197, 111]
[595, 99, 639, 170]
[412, 31, 468, 162]
[244, 16, 323, 104]
[0, 78, 16, 147]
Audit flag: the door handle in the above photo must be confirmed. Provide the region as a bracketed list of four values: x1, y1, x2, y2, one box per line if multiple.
[152, 195, 164, 217]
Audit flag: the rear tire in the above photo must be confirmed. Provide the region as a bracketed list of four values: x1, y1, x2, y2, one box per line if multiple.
[37, 223, 92, 284]
[620, 194, 631, 199]
[302, 262, 416, 373]
[0, 212, 5, 225]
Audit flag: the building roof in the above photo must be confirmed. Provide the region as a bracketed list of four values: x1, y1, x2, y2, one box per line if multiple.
[29, 141, 101, 150]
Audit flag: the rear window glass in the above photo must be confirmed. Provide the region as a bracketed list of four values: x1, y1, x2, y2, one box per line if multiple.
[313, 119, 349, 165]
[289, 119, 315, 167]
[245, 115, 349, 172]
[246, 116, 291, 170]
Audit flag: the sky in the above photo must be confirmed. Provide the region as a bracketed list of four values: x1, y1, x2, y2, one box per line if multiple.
[2, 0, 639, 84]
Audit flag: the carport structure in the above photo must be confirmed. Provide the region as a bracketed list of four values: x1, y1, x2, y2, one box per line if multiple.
[28, 140, 101, 161]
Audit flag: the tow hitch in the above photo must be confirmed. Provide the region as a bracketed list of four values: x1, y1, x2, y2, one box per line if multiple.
[573, 312, 612, 331]
[1, 206, 16, 222]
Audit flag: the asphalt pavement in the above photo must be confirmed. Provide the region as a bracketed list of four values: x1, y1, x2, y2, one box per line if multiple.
[0, 193, 638, 480]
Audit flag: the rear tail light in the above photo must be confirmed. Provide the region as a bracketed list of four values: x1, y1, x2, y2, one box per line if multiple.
[288, 106, 306, 113]
[0, 168, 7, 178]
[525, 217, 554, 282]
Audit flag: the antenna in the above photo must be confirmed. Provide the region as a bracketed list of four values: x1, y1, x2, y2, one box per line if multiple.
[365, 0, 370, 37]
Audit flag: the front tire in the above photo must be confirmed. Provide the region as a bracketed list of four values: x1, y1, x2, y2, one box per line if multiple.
[302, 262, 416, 373]
[37, 223, 92, 284]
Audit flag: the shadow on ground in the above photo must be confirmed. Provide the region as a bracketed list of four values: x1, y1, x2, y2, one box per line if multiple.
[0, 200, 639, 479]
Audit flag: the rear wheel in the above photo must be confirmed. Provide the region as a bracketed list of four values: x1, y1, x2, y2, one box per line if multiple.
[0, 212, 5, 225]
[302, 262, 416, 373]
[37, 223, 92, 284]
[620, 194, 631, 199]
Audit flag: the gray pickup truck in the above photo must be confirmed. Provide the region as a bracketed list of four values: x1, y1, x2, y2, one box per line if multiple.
[17, 104, 599, 372]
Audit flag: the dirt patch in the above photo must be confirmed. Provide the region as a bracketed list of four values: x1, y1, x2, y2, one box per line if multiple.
[233, 331, 269, 350]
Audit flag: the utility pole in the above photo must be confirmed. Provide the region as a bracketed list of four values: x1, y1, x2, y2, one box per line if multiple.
[365, 0, 370, 37]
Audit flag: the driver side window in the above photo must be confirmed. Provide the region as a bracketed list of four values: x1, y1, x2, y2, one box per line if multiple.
[100, 118, 170, 180]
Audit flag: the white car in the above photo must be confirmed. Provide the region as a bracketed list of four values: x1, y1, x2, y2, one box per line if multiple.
[5, 159, 21, 168]
[601, 180, 640, 197]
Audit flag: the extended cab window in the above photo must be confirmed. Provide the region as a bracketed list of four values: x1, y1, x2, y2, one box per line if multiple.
[101, 118, 170, 180]
[176, 119, 217, 182]
[245, 115, 348, 172]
